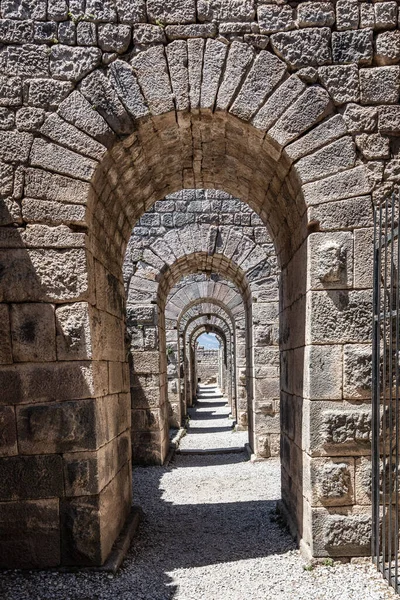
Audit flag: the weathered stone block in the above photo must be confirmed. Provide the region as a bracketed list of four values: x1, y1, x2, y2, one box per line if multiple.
[355, 133, 390, 160]
[308, 457, 354, 507]
[50, 45, 101, 82]
[374, 1, 397, 30]
[0, 75, 22, 106]
[17, 398, 98, 454]
[308, 231, 353, 289]
[147, 0, 196, 24]
[0, 130, 32, 163]
[270, 27, 331, 69]
[24, 167, 90, 204]
[16, 107, 45, 132]
[375, 30, 400, 66]
[296, 2, 335, 28]
[0, 44, 50, 77]
[115, 0, 146, 23]
[312, 509, 371, 557]
[308, 196, 373, 231]
[56, 302, 92, 360]
[285, 114, 347, 161]
[98, 23, 131, 53]
[336, 0, 359, 30]
[307, 289, 372, 344]
[304, 344, 342, 400]
[41, 113, 106, 161]
[0, 454, 63, 500]
[295, 137, 356, 185]
[0, 499, 60, 568]
[131, 45, 174, 116]
[197, 0, 255, 22]
[318, 65, 359, 104]
[360, 66, 400, 105]
[11, 303, 56, 362]
[257, 5, 295, 34]
[269, 86, 332, 147]
[302, 165, 373, 206]
[343, 103, 377, 133]
[343, 344, 372, 400]
[331, 29, 373, 65]
[30, 138, 97, 182]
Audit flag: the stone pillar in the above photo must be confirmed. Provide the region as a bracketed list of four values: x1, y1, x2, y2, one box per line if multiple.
[0, 246, 132, 567]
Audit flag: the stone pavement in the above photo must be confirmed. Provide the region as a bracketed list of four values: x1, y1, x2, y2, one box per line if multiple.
[178, 385, 248, 453]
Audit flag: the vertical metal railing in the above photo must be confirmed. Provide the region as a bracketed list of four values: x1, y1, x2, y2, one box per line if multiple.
[372, 192, 400, 593]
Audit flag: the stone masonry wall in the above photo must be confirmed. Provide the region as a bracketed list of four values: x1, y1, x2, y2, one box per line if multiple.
[196, 347, 220, 384]
[0, 0, 399, 568]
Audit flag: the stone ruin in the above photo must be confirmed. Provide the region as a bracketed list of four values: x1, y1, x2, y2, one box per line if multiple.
[0, 0, 396, 570]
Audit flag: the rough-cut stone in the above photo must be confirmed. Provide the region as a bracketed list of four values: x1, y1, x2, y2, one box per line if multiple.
[147, 0, 196, 24]
[0, 75, 21, 106]
[374, 1, 398, 30]
[318, 65, 359, 104]
[165, 23, 216, 39]
[343, 345, 372, 399]
[331, 29, 373, 65]
[133, 23, 166, 45]
[115, 0, 146, 23]
[302, 165, 373, 206]
[296, 2, 335, 28]
[295, 137, 356, 184]
[30, 138, 97, 182]
[230, 50, 286, 120]
[201, 39, 228, 109]
[76, 22, 97, 47]
[10, 303, 56, 363]
[336, 0, 359, 30]
[355, 133, 390, 160]
[216, 41, 254, 111]
[197, 0, 255, 23]
[131, 45, 174, 116]
[0, 44, 50, 77]
[269, 86, 332, 147]
[0, 18, 33, 43]
[285, 114, 347, 161]
[109, 60, 149, 121]
[57, 91, 113, 146]
[0, 130, 32, 163]
[22, 199, 86, 226]
[40, 113, 106, 161]
[375, 30, 400, 65]
[360, 66, 400, 105]
[308, 196, 373, 231]
[0, 161, 14, 196]
[343, 103, 377, 133]
[50, 45, 101, 82]
[24, 168, 90, 205]
[166, 40, 189, 112]
[1, 0, 47, 20]
[270, 28, 331, 69]
[187, 38, 204, 110]
[257, 5, 295, 34]
[98, 24, 131, 53]
[27, 79, 72, 110]
[253, 75, 306, 130]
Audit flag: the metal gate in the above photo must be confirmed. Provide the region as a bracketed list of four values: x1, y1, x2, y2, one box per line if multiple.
[372, 193, 400, 592]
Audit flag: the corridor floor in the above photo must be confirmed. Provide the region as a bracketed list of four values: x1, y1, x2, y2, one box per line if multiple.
[178, 384, 248, 452]
[0, 388, 396, 600]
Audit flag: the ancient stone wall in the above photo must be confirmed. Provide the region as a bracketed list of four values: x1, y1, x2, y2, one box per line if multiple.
[196, 347, 220, 384]
[0, 0, 397, 568]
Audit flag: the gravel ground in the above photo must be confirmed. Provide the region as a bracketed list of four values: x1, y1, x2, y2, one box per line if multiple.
[0, 389, 397, 600]
[179, 385, 248, 451]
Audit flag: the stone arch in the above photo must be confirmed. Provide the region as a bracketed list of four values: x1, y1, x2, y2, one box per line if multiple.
[190, 321, 229, 392]
[0, 13, 383, 566]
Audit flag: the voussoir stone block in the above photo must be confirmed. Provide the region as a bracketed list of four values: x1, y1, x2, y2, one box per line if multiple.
[285, 114, 347, 162]
[270, 27, 331, 69]
[131, 45, 174, 116]
[295, 137, 356, 184]
[24, 167, 90, 204]
[57, 91, 113, 146]
[302, 165, 374, 206]
[269, 86, 332, 147]
[216, 40, 254, 111]
[30, 138, 97, 182]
